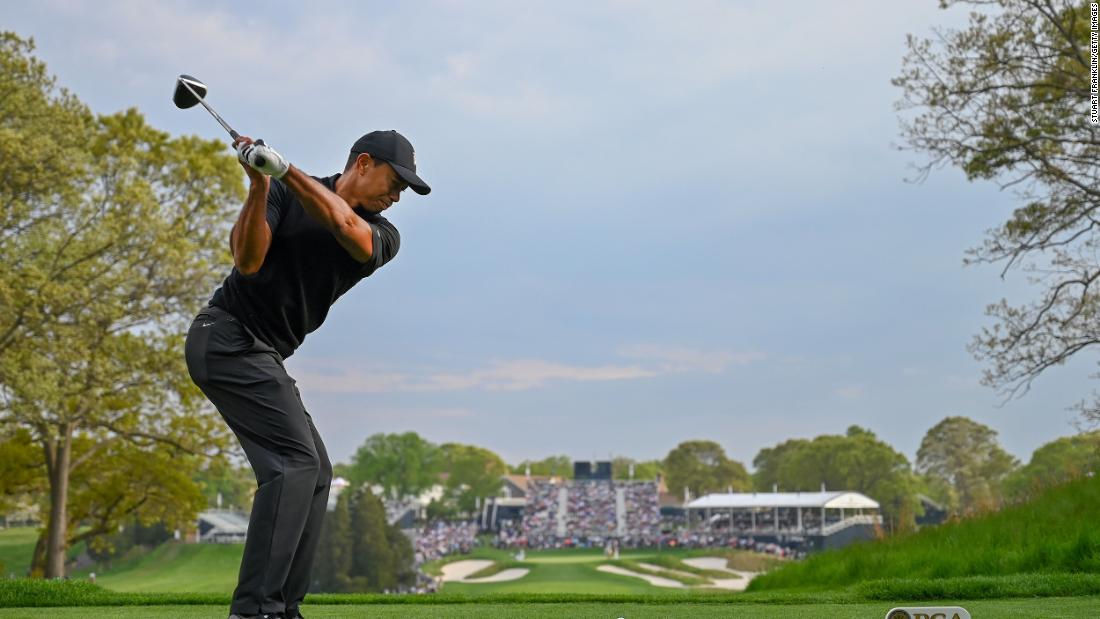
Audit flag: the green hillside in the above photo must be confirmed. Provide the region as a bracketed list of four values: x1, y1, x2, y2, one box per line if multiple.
[0, 528, 87, 578]
[69, 542, 244, 593]
[749, 474, 1100, 591]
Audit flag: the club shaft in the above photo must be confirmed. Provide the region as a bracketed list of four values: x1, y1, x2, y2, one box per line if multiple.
[182, 81, 239, 139]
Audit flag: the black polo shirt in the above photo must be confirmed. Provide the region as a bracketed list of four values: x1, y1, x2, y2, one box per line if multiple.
[210, 173, 399, 359]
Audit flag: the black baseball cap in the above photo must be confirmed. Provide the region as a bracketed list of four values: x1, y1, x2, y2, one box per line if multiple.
[350, 130, 430, 195]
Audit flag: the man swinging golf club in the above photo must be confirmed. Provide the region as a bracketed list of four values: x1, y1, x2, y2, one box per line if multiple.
[185, 130, 429, 619]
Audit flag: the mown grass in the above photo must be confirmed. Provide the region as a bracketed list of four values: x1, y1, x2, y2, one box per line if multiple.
[5, 599, 1100, 619]
[5, 572, 1100, 607]
[749, 474, 1100, 592]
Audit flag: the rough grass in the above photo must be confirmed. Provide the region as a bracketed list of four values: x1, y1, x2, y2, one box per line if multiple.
[749, 475, 1100, 592]
[681, 548, 785, 572]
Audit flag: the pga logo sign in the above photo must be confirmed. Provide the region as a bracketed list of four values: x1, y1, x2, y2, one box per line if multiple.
[886, 607, 971, 619]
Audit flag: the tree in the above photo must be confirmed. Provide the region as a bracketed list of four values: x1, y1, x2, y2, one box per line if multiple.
[85, 513, 173, 569]
[751, 438, 810, 491]
[510, 455, 573, 478]
[776, 426, 921, 532]
[313, 485, 415, 593]
[385, 520, 416, 589]
[663, 440, 751, 498]
[0, 32, 243, 577]
[0, 427, 46, 514]
[29, 435, 208, 576]
[312, 488, 354, 593]
[916, 417, 1019, 516]
[611, 456, 662, 480]
[893, 2, 1100, 422]
[349, 486, 395, 592]
[347, 432, 440, 499]
[191, 457, 255, 511]
[1002, 430, 1100, 502]
[439, 443, 506, 514]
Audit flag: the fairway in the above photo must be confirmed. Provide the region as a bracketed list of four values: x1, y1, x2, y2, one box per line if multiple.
[2, 598, 1099, 618]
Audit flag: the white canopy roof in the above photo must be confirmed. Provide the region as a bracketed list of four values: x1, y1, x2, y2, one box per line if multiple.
[685, 491, 879, 510]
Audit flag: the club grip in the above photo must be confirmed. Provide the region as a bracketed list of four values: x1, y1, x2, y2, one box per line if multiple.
[253, 139, 266, 168]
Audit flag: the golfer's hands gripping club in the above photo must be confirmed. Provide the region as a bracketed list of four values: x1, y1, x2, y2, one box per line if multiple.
[234, 136, 289, 180]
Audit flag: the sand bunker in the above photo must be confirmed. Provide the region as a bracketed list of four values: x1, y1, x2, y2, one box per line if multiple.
[440, 559, 529, 583]
[597, 565, 685, 588]
[681, 557, 758, 591]
[462, 568, 530, 583]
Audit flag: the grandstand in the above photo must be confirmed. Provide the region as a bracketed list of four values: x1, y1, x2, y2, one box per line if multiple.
[196, 509, 249, 543]
[490, 461, 662, 547]
[684, 489, 882, 550]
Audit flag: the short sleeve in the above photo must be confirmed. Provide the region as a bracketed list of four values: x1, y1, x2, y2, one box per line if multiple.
[361, 215, 401, 276]
[265, 179, 290, 231]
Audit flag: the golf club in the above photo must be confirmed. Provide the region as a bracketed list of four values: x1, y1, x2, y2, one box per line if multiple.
[173, 74, 266, 167]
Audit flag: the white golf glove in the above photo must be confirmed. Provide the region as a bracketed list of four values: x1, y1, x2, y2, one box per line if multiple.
[236, 139, 289, 179]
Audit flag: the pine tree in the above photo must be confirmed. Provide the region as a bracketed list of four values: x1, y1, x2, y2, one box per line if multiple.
[386, 521, 416, 589]
[311, 490, 353, 592]
[349, 486, 394, 592]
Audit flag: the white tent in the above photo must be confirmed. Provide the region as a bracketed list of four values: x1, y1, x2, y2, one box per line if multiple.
[686, 491, 879, 510]
[684, 491, 881, 536]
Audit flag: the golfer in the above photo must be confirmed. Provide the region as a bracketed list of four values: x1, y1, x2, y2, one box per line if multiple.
[185, 130, 429, 619]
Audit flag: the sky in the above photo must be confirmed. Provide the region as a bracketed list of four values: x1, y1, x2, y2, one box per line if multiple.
[7, 0, 1095, 470]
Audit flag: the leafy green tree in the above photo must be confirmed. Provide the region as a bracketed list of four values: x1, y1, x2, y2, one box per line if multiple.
[0, 427, 46, 515]
[663, 440, 751, 498]
[1003, 431, 1100, 502]
[510, 455, 573, 478]
[348, 432, 440, 499]
[30, 436, 208, 575]
[893, 2, 1100, 421]
[192, 457, 254, 511]
[772, 426, 921, 532]
[916, 417, 1019, 516]
[440, 443, 506, 514]
[752, 438, 811, 491]
[611, 456, 662, 480]
[85, 513, 172, 569]
[0, 32, 243, 577]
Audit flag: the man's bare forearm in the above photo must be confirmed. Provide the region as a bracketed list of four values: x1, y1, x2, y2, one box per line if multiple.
[280, 165, 374, 262]
[231, 177, 272, 275]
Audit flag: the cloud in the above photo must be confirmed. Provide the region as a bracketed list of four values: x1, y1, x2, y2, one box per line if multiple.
[292, 358, 654, 394]
[293, 345, 760, 394]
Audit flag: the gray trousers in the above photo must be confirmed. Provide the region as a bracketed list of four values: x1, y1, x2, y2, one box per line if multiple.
[185, 304, 332, 616]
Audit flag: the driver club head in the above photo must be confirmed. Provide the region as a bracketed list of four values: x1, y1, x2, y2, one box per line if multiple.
[173, 74, 208, 109]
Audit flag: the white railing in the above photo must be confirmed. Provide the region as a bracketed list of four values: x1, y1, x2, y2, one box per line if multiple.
[822, 514, 881, 536]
